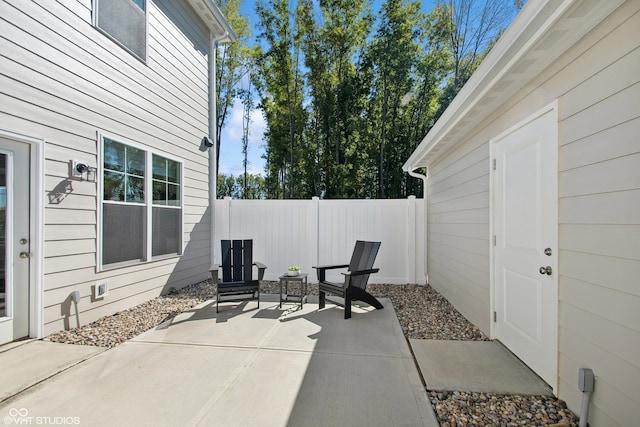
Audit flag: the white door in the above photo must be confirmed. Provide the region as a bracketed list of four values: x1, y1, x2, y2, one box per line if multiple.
[0, 137, 31, 345]
[493, 107, 558, 388]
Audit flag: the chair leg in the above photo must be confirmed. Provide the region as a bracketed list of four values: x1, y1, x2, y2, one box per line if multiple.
[351, 287, 384, 310]
[216, 291, 220, 313]
[344, 288, 352, 319]
[319, 290, 326, 309]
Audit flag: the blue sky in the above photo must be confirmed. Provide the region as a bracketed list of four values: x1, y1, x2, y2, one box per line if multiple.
[218, 0, 439, 177]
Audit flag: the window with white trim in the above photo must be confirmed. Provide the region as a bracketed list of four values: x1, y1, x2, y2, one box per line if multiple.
[100, 135, 183, 268]
[94, 0, 147, 61]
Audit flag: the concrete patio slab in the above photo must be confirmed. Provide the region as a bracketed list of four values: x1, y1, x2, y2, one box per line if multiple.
[0, 339, 105, 402]
[410, 339, 553, 396]
[0, 298, 438, 427]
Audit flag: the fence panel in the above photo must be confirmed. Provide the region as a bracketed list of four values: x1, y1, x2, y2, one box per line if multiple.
[214, 197, 426, 284]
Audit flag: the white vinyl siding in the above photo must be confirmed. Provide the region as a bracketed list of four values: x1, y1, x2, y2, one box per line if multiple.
[554, 5, 640, 425]
[427, 142, 490, 332]
[0, 0, 212, 333]
[424, 1, 640, 424]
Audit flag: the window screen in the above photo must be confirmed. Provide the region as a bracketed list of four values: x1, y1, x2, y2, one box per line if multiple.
[101, 135, 183, 268]
[103, 204, 145, 265]
[96, 0, 147, 60]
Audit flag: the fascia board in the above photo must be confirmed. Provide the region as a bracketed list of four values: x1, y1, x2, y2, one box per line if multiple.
[403, 0, 569, 171]
[185, 0, 238, 42]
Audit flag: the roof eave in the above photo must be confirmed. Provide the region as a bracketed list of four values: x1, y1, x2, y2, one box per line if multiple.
[185, 0, 238, 42]
[403, 0, 624, 172]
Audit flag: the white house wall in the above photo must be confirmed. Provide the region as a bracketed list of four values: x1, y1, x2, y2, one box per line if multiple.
[425, 1, 639, 425]
[0, 0, 213, 335]
[427, 139, 491, 333]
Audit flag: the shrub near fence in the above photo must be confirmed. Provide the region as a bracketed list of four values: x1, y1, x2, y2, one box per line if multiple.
[214, 197, 426, 285]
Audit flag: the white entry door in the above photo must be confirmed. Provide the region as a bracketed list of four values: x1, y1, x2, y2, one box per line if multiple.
[493, 106, 558, 388]
[0, 137, 31, 345]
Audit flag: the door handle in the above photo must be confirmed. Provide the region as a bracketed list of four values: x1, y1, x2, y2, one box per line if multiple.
[539, 266, 552, 275]
[19, 252, 30, 259]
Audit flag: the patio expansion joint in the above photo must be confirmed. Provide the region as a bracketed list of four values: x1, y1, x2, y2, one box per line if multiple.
[0, 346, 108, 405]
[127, 339, 406, 361]
[127, 340, 264, 351]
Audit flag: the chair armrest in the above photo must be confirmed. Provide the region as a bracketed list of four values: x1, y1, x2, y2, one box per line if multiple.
[341, 268, 380, 277]
[313, 264, 350, 270]
[342, 268, 380, 287]
[313, 264, 349, 282]
[209, 264, 221, 285]
[254, 262, 267, 280]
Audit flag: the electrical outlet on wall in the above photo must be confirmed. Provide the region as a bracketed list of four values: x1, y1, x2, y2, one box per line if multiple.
[94, 281, 109, 299]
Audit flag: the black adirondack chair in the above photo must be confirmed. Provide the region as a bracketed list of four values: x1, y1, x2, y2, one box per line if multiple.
[313, 240, 383, 319]
[210, 240, 267, 313]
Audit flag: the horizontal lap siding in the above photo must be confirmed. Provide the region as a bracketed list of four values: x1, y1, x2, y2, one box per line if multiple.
[427, 141, 491, 333]
[424, 2, 640, 424]
[554, 4, 640, 425]
[0, 0, 212, 334]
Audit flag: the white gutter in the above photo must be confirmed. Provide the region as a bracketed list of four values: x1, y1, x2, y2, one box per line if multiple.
[185, 0, 237, 41]
[209, 33, 227, 268]
[187, 1, 238, 269]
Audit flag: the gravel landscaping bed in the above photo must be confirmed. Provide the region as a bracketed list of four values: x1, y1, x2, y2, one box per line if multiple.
[46, 280, 578, 426]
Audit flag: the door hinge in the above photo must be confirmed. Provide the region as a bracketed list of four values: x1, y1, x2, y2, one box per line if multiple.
[493, 311, 497, 322]
[493, 235, 496, 246]
[493, 158, 496, 170]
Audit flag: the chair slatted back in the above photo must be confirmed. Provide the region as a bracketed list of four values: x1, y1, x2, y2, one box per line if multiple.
[221, 240, 254, 283]
[348, 240, 380, 289]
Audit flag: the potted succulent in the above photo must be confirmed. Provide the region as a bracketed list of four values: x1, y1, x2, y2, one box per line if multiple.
[287, 266, 301, 276]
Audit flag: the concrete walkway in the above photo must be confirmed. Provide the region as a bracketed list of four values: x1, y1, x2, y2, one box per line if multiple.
[0, 296, 438, 427]
[410, 339, 553, 396]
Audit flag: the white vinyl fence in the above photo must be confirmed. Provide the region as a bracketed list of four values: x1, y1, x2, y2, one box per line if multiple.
[214, 197, 426, 285]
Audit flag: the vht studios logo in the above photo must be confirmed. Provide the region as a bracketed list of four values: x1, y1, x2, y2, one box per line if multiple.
[4, 408, 80, 425]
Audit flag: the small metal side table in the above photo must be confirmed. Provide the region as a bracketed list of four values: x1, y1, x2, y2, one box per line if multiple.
[279, 273, 308, 309]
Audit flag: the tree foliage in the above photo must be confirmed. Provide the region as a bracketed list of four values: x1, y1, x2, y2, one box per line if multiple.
[219, 0, 520, 199]
[216, 0, 252, 171]
[217, 173, 267, 199]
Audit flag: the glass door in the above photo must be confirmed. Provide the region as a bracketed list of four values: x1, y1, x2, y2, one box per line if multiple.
[0, 138, 30, 345]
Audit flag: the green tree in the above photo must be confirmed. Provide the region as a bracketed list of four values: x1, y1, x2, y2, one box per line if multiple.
[254, 0, 306, 199]
[217, 174, 237, 198]
[369, 0, 424, 198]
[436, 0, 520, 114]
[301, 0, 375, 198]
[249, 0, 520, 200]
[216, 0, 252, 171]
[217, 173, 267, 199]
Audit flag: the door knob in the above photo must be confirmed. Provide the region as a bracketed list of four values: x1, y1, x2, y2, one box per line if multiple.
[539, 266, 552, 275]
[19, 252, 30, 259]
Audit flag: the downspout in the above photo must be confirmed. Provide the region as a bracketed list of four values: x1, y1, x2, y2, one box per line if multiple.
[209, 32, 229, 268]
[408, 167, 428, 284]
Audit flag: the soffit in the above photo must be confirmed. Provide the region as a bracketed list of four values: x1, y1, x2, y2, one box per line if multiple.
[184, 0, 237, 42]
[403, 0, 625, 171]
